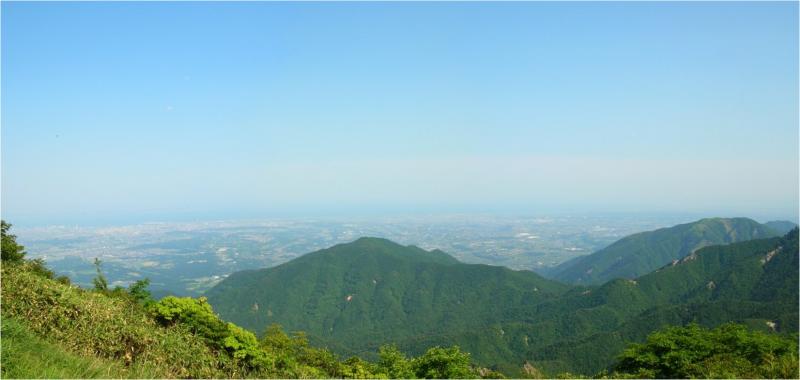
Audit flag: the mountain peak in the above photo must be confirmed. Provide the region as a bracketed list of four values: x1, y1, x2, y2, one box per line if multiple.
[318, 237, 460, 266]
[204, 227, 798, 377]
[350, 236, 402, 246]
[550, 217, 781, 285]
[764, 220, 799, 235]
[695, 216, 755, 224]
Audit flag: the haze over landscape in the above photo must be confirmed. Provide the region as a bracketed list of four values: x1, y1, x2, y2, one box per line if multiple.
[2, 2, 798, 225]
[1, 2, 799, 379]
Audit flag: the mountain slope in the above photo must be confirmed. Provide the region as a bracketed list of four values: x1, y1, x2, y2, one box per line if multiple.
[520, 228, 799, 374]
[765, 220, 799, 235]
[548, 217, 780, 285]
[1, 256, 493, 379]
[207, 230, 799, 376]
[205, 238, 569, 360]
[1, 316, 152, 379]
[1, 261, 228, 378]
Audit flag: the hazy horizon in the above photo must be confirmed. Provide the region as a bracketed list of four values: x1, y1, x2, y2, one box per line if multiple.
[5, 203, 797, 230]
[2, 2, 798, 226]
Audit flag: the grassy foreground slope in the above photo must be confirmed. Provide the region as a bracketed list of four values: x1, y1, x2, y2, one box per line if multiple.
[207, 229, 799, 376]
[1, 316, 150, 379]
[1, 260, 239, 378]
[549, 217, 780, 285]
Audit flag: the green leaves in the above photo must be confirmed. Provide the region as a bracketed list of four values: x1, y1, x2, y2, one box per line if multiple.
[1, 220, 26, 263]
[150, 296, 231, 349]
[1, 261, 224, 378]
[612, 323, 799, 378]
[127, 279, 153, 306]
[206, 236, 566, 376]
[410, 346, 476, 379]
[204, 229, 799, 377]
[92, 258, 109, 292]
[378, 345, 415, 379]
[3, 219, 798, 379]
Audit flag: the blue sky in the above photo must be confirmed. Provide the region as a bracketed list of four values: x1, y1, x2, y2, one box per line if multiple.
[2, 2, 798, 225]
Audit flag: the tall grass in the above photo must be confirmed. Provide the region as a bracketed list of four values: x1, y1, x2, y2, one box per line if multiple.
[1, 261, 234, 378]
[1, 316, 156, 379]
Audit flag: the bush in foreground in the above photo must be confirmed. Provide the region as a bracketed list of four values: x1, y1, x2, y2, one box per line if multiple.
[611, 322, 799, 378]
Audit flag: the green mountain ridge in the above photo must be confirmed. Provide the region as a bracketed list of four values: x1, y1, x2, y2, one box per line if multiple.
[206, 237, 568, 361]
[547, 217, 781, 285]
[2, 219, 797, 378]
[206, 227, 799, 376]
[765, 220, 799, 235]
[0, 241, 496, 379]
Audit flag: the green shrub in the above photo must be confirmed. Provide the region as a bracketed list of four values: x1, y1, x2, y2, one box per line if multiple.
[1, 263, 226, 378]
[127, 278, 153, 306]
[341, 356, 383, 379]
[224, 322, 272, 369]
[298, 346, 341, 377]
[150, 296, 229, 345]
[612, 322, 799, 378]
[262, 323, 296, 353]
[92, 258, 109, 292]
[27, 258, 55, 279]
[1, 220, 26, 263]
[260, 323, 346, 378]
[149, 296, 279, 374]
[412, 346, 476, 379]
[378, 344, 415, 379]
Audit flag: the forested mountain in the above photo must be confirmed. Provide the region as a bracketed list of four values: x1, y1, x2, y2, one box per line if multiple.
[207, 229, 799, 376]
[1, 219, 797, 378]
[0, 225, 497, 379]
[205, 238, 569, 363]
[547, 217, 781, 285]
[520, 228, 798, 374]
[765, 220, 799, 235]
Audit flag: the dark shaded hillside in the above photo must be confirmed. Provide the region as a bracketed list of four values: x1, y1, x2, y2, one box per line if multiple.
[518, 228, 799, 374]
[207, 231, 799, 376]
[548, 217, 780, 285]
[765, 220, 799, 235]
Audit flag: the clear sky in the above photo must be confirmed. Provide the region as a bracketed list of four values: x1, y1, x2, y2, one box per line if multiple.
[2, 2, 798, 225]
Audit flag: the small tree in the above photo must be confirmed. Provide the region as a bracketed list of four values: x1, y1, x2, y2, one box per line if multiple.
[128, 278, 153, 305]
[150, 296, 229, 345]
[1, 220, 26, 262]
[612, 323, 799, 379]
[150, 296, 270, 371]
[412, 346, 475, 379]
[262, 323, 295, 353]
[92, 258, 109, 291]
[340, 356, 379, 379]
[28, 257, 55, 279]
[378, 344, 415, 379]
